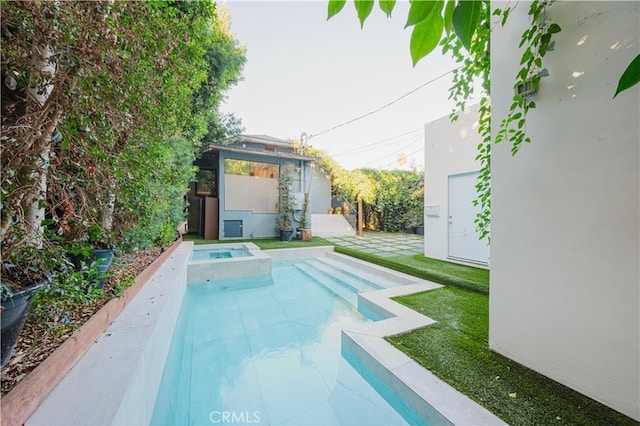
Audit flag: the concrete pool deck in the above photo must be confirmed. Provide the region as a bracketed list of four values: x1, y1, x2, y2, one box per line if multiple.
[25, 242, 504, 425]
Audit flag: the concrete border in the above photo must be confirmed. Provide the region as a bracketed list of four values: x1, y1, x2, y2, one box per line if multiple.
[343, 284, 507, 425]
[0, 238, 183, 426]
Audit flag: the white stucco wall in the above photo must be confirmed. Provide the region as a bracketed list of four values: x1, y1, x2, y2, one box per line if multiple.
[311, 166, 332, 215]
[424, 106, 488, 267]
[490, 1, 639, 420]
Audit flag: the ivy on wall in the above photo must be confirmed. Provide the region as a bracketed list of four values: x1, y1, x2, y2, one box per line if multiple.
[328, 0, 639, 241]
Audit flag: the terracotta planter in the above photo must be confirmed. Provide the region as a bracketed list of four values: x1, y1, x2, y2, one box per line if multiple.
[300, 228, 312, 242]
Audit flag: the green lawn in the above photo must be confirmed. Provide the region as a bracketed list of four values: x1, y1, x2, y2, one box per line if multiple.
[334, 247, 489, 294]
[182, 233, 333, 250]
[387, 288, 638, 426]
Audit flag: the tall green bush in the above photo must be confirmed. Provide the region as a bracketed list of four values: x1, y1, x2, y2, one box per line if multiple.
[1, 1, 245, 290]
[306, 147, 423, 232]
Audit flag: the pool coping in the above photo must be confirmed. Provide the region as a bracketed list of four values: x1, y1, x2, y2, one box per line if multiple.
[345, 286, 507, 425]
[322, 251, 505, 424]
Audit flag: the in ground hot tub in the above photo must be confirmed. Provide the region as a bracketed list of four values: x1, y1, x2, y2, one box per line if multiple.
[187, 243, 271, 283]
[190, 246, 252, 261]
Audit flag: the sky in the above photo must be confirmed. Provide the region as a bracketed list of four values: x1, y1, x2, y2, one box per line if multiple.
[218, 1, 462, 171]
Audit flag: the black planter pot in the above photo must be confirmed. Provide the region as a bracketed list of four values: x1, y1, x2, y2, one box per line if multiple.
[69, 249, 114, 289]
[1, 281, 46, 368]
[279, 229, 294, 242]
[92, 249, 114, 289]
[415, 225, 424, 236]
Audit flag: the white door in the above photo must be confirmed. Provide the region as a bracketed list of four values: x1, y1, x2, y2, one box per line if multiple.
[448, 172, 489, 264]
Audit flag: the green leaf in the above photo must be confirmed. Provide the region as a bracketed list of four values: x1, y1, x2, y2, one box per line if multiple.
[379, 0, 396, 18]
[613, 53, 640, 98]
[410, 12, 444, 66]
[405, 0, 441, 28]
[539, 33, 552, 56]
[355, 0, 374, 28]
[452, 0, 482, 51]
[547, 23, 561, 34]
[444, 0, 455, 34]
[327, 0, 346, 20]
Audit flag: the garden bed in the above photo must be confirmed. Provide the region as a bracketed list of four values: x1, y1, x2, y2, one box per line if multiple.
[0, 240, 179, 425]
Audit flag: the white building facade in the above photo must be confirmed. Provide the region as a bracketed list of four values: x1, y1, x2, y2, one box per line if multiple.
[424, 106, 489, 267]
[490, 1, 639, 420]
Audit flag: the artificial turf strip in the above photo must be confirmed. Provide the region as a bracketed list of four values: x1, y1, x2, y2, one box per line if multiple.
[334, 246, 489, 294]
[183, 234, 333, 250]
[386, 288, 639, 426]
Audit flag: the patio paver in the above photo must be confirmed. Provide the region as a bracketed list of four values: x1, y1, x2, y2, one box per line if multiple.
[326, 232, 424, 257]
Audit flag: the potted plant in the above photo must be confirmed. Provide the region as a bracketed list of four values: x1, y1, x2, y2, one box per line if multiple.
[297, 165, 313, 242]
[298, 195, 312, 242]
[67, 224, 114, 289]
[1, 244, 56, 368]
[275, 163, 296, 241]
[297, 195, 312, 243]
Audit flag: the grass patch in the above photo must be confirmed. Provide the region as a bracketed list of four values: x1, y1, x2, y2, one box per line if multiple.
[182, 234, 333, 250]
[387, 288, 638, 426]
[334, 246, 489, 294]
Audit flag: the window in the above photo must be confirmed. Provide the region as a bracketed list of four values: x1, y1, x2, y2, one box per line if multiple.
[196, 169, 216, 196]
[224, 159, 279, 179]
[224, 159, 279, 213]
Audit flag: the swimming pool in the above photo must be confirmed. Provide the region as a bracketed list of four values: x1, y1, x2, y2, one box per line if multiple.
[150, 260, 423, 425]
[26, 244, 504, 426]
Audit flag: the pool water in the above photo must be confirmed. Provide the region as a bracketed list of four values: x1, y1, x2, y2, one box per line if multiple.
[151, 260, 423, 425]
[191, 247, 252, 262]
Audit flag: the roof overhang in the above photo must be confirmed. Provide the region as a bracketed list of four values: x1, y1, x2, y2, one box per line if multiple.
[204, 144, 317, 162]
[222, 134, 294, 148]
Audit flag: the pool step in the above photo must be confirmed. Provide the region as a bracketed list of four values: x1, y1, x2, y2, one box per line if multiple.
[316, 256, 401, 289]
[295, 263, 358, 307]
[303, 259, 384, 293]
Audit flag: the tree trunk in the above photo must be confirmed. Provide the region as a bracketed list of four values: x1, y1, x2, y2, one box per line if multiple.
[100, 177, 116, 231]
[22, 44, 57, 247]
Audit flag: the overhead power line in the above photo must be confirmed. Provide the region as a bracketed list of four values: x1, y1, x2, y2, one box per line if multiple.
[362, 135, 424, 167]
[310, 67, 460, 139]
[332, 128, 422, 157]
[378, 145, 425, 169]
